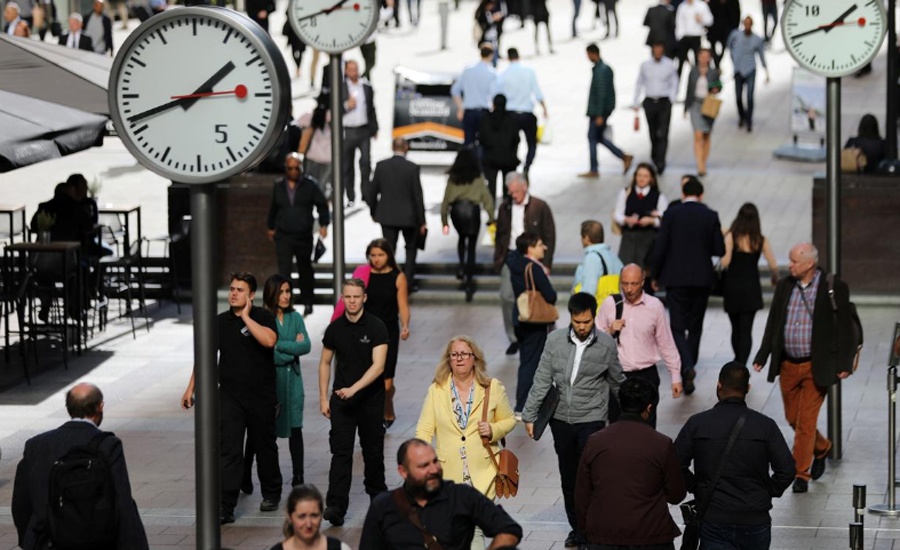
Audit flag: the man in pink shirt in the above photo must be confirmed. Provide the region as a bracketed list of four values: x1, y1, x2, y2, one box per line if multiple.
[597, 263, 682, 428]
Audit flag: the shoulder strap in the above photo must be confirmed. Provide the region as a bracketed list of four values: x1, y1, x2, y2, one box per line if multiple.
[610, 294, 624, 341]
[481, 381, 503, 471]
[592, 250, 609, 276]
[825, 273, 838, 312]
[696, 412, 748, 522]
[524, 262, 535, 291]
[391, 488, 445, 550]
[87, 431, 114, 453]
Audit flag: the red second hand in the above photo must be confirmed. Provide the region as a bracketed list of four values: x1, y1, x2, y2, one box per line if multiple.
[818, 17, 866, 30]
[171, 84, 248, 100]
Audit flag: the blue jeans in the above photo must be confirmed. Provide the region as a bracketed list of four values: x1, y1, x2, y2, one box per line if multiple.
[734, 71, 756, 126]
[587, 118, 625, 172]
[571, 0, 581, 36]
[700, 522, 771, 550]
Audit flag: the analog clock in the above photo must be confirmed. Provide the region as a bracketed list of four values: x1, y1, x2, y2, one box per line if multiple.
[108, 7, 290, 184]
[289, 0, 380, 54]
[782, 0, 887, 78]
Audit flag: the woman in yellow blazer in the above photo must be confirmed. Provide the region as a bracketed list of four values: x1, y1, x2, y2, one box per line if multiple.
[415, 335, 517, 500]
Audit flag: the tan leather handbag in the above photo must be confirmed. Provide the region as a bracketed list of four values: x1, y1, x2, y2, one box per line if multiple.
[481, 382, 519, 498]
[516, 262, 558, 324]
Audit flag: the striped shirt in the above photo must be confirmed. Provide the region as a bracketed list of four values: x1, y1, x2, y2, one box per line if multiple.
[784, 271, 821, 359]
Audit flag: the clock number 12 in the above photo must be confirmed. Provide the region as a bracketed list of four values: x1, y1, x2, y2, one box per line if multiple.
[215, 124, 229, 144]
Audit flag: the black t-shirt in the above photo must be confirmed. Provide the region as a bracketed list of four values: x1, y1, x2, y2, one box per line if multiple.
[322, 310, 389, 402]
[217, 306, 278, 407]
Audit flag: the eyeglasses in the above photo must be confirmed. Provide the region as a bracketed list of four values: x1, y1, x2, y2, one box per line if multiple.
[449, 351, 474, 360]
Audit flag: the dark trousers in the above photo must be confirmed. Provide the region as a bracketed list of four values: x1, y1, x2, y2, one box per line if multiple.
[588, 544, 674, 550]
[642, 98, 672, 174]
[571, 0, 581, 36]
[624, 366, 660, 428]
[342, 126, 371, 202]
[483, 164, 514, 208]
[382, 225, 418, 284]
[728, 311, 756, 366]
[700, 522, 771, 550]
[513, 111, 538, 171]
[243, 427, 304, 486]
[665, 286, 710, 375]
[360, 41, 376, 79]
[249, 12, 269, 33]
[275, 234, 314, 306]
[734, 71, 757, 127]
[514, 323, 550, 411]
[762, 3, 778, 42]
[457, 233, 478, 283]
[462, 108, 487, 147]
[710, 36, 729, 69]
[549, 418, 605, 535]
[220, 391, 282, 511]
[677, 35, 701, 79]
[327, 394, 387, 513]
[588, 118, 625, 173]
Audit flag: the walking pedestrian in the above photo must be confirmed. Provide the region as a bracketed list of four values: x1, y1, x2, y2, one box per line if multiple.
[614, 162, 668, 278]
[674, 0, 712, 79]
[633, 43, 678, 175]
[684, 48, 722, 176]
[269, 485, 351, 550]
[580, 43, 633, 179]
[480, 94, 520, 203]
[451, 45, 497, 147]
[727, 16, 768, 132]
[495, 48, 548, 177]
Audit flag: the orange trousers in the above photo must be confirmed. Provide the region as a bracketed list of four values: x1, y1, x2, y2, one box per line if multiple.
[779, 360, 831, 481]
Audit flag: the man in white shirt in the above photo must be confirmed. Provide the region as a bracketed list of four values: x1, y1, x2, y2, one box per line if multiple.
[674, 0, 713, 79]
[495, 47, 548, 179]
[632, 42, 679, 175]
[341, 60, 378, 208]
[3, 2, 22, 35]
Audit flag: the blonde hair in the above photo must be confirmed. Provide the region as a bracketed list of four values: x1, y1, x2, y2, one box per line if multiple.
[433, 335, 491, 388]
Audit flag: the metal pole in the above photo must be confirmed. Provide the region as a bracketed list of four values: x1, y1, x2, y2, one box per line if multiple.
[826, 77, 842, 460]
[329, 55, 346, 300]
[853, 485, 866, 524]
[869, 366, 900, 515]
[849, 522, 863, 550]
[190, 183, 221, 549]
[886, 0, 898, 160]
[439, 1, 449, 50]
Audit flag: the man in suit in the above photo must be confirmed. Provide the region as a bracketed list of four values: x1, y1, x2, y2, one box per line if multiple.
[643, 0, 676, 57]
[650, 177, 724, 394]
[59, 12, 93, 51]
[3, 2, 22, 35]
[366, 138, 426, 288]
[82, 0, 112, 56]
[753, 242, 854, 493]
[245, 0, 273, 32]
[12, 383, 149, 550]
[493, 173, 556, 355]
[342, 59, 378, 207]
[267, 153, 330, 316]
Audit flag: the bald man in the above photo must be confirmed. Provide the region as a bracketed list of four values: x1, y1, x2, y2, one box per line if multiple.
[365, 137, 426, 289]
[12, 383, 148, 550]
[753, 242, 854, 494]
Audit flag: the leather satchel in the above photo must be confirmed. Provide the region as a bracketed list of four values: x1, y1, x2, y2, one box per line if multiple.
[482, 382, 519, 498]
[516, 262, 558, 324]
[700, 95, 722, 119]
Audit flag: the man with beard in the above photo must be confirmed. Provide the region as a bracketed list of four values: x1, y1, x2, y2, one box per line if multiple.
[360, 439, 522, 550]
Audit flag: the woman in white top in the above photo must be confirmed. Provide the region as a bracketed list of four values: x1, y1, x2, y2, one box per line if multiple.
[297, 103, 332, 197]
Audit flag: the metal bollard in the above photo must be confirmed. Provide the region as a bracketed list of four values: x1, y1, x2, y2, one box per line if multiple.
[853, 485, 866, 524]
[439, 1, 449, 50]
[849, 522, 863, 550]
[870, 365, 900, 515]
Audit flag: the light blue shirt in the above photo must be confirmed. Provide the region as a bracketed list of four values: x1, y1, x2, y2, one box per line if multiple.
[573, 243, 624, 296]
[728, 29, 767, 78]
[6, 16, 21, 35]
[633, 56, 679, 106]
[495, 62, 544, 113]
[451, 61, 497, 110]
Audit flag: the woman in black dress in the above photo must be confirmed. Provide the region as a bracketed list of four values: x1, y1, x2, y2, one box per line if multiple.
[721, 202, 779, 365]
[363, 238, 410, 428]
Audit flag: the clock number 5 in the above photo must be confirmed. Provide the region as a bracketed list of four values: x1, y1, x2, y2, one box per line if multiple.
[215, 124, 228, 144]
[805, 5, 820, 16]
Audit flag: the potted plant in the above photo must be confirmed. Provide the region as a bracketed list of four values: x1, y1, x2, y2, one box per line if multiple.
[89, 177, 102, 201]
[35, 210, 55, 243]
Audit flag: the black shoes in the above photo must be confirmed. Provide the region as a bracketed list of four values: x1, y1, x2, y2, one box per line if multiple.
[240, 480, 253, 495]
[683, 369, 696, 395]
[792, 478, 809, 493]
[323, 506, 345, 526]
[564, 530, 579, 547]
[220, 510, 235, 525]
[505, 342, 519, 355]
[292, 476, 304, 488]
[260, 498, 280, 512]
[303, 304, 313, 316]
[811, 455, 827, 480]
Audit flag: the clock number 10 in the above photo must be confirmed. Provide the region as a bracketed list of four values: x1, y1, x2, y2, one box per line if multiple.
[805, 5, 820, 16]
[215, 124, 228, 144]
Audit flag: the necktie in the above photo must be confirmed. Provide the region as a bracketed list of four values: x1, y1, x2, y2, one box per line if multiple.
[69, 33, 76, 48]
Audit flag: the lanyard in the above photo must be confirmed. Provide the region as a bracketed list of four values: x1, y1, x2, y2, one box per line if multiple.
[450, 380, 474, 431]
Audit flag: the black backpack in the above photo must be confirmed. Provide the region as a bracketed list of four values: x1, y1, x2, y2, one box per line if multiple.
[47, 432, 118, 550]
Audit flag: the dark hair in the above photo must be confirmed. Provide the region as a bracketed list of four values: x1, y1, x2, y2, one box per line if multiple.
[729, 202, 763, 253]
[580, 220, 604, 244]
[366, 238, 400, 271]
[66, 385, 103, 419]
[682, 177, 704, 197]
[66, 173, 88, 188]
[397, 438, 431, 467]
[310, 103, 327, 131]
[858, 114, 881, 140]
[628, 162, 659, 194]
[586, 43, 599, 56]
[618, 377, 657, 414]
[342, 277, 366, 292]
[718, 361, 750, 394]
[507, 47, 519, 60]
[282, 485, 325, 538]
[568, 292, 597, 317]
[480, 44, 494, 58]
[229, 271, 257, 293]
[448, 147, 483, 184]
[263, 273, 293, 314]
[515, 232, 541, 253]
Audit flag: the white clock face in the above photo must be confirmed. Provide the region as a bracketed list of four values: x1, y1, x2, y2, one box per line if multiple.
[289, 0, 379, 54]
[108, 7, 290, 183]
[782, 0, 887, 78]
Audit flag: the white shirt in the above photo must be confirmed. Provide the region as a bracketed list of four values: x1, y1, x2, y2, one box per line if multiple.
[343, 78, 368, 128]
[675, 0, 713, 40]
[6, 16, 21, 35]
[613, 187, 669, 227]
[509, 194, 530, 250]
[569, 329, 593, 384]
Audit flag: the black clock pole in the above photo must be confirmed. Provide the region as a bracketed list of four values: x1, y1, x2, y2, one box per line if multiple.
[329, 54, 346, 296]
[825, 77, 843, 461]
[190, 183, 222, 549]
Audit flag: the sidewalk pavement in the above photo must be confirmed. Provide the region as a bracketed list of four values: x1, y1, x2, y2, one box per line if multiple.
[2, 0, 899, 549]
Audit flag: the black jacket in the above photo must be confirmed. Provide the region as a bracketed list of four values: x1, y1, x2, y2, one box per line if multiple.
[674, 398, 795, 526]
[267, 176, 330, 236]
[58, 32, 94, 51]
[506, 250, 556, 327]
[479, 112, 520, 169]
[366, 155, 425, 227]
[753, 268, 855, 387]
[651, 200, 725, 288]
[343, 78, 379, 137]
[82, 11, 113, 54]
[643, 3, 676, 52]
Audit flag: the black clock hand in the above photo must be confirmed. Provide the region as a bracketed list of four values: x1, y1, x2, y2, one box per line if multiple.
[791, 4, 858, 41]
[296, 0, 350, 22]
[127, 61, 236, 124]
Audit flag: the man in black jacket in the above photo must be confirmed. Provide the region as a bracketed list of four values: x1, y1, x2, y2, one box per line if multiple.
[753, 242, 854, 493]
[267, 153, 330, 315]
[58, 12, 93, 50]
[675, 362, 795, 549]
[342, 59, 378, 207]
[82, 0, 112, 55]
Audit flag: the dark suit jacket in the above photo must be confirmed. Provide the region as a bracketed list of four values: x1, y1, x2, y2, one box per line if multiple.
[643, 3, 676, 54]
[58, 32, 94, 51]
[366, 155, 424, 228]
[12, 421, 149, 550]
[267, 175, 330, 236]
[651, 200, 724, 288]
[82, 11, 113, 55]
[342, 78, 379, 137]
[493, 195, 556, 271]
[753, 269, 854, 387]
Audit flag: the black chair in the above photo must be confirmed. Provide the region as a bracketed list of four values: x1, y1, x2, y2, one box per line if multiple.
[98, 226, 149, 339]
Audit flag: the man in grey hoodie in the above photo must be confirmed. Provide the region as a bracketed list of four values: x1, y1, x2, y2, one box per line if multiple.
[522, 292, 625, 549]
